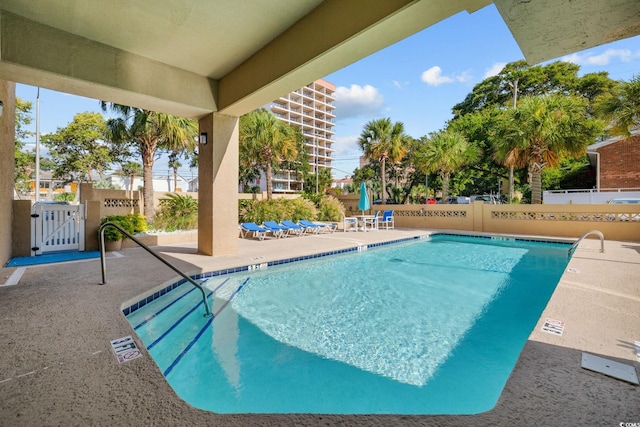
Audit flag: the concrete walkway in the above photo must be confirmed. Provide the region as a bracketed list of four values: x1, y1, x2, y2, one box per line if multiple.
[0, 228, 638, 426]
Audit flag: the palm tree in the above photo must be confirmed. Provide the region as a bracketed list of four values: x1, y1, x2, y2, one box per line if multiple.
[358, 118, 408, 202]
[595, 74, 640, 135]
[121, 161, 143, 192]
[414, 129, 480, 203]
[239, 109, 299, 200]
[101, 103, 197, 220]
[493, 94, 603, 204]
[167, 151, 182, 192]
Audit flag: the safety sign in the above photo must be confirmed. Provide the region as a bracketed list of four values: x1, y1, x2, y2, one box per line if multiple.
[111, 335, 143, 364]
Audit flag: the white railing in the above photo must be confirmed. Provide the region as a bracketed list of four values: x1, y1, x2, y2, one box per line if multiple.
[543, 188, 640, 204]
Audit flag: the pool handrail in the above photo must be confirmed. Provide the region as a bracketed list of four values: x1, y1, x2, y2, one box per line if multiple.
[98, 221, 212, 318]
[568, 229, 604, 258]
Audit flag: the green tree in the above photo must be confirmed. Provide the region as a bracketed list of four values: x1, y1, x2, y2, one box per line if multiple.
[239, 109, 299, 200]
[414, 130, 481, 203]
[120, 161, 143, 191]
[42, 112, 114, 187]
[595, 74, 640, 136]
[102, 103, 197, 220]
[14, 98, 35, 196]
[358, 118, 408, 202]
[451, 60, 615, 200]
[167, 151, 182, 192]
[304, 168, 333, 195]
[492, 95, 603, 204]
[452, 60, 615, 118]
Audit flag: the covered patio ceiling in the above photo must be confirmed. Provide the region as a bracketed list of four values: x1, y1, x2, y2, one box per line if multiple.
[1, 0, 639, 119]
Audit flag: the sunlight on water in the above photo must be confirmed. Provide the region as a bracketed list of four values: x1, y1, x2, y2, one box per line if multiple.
[232, 241, 528, 386]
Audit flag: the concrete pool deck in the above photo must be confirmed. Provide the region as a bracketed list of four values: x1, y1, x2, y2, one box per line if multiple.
[0, 228, 638, 425]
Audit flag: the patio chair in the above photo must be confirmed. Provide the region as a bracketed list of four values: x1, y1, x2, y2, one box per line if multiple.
[261, 221, 287, 238]
[363, 210, 380, 231]
[280, 220, 307, 236]
[342, 213, 358, 232]
[240, 222, 270, 240]
[379, 210, 394, 229]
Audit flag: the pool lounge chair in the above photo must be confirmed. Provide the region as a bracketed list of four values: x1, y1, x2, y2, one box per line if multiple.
[261, 221, 288, 238]
[298, 219, 330, 234]
[263, 221, 292, 238]
[379, 210, 394, 229]
[240, 222, 270, 240]
[280, 220, 307, 236]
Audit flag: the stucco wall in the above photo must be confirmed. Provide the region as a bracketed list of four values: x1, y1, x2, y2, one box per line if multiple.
[11, 200, 32, 257]
[376, 202, 640, 242]
[0, 81, 15, 266]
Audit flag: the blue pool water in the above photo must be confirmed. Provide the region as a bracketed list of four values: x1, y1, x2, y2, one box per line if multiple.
[126, 234, 570, 414]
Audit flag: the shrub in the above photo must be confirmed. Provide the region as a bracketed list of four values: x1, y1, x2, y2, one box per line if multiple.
[239, 198, 317, 224]
[100, 215, 137, 241]
[317, 196, 345, 222]
[127, 213, 148, 234]
[153, 193, 198, 232]
[53, 192, 75, 202]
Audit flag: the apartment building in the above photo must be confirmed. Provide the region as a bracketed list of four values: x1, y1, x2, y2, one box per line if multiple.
[264, 79, 336, 193]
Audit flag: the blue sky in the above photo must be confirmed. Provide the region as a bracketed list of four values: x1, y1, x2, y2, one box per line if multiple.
[16, 4, 640, 180]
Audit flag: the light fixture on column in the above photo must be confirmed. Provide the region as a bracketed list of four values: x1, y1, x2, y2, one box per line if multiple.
[200, 132, 208, 145]
[0, 100, 4, 117]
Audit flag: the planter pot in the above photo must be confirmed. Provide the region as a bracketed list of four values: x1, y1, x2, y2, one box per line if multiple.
[104, 239, 122, 251]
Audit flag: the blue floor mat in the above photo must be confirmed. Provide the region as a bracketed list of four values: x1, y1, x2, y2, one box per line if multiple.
[6, 251, 101, 267]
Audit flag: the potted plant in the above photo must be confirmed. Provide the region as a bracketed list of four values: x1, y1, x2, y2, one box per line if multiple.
[99, 215, 137, 251]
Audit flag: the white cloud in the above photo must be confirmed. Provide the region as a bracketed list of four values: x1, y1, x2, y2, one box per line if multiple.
[484, 62, 506, 78]
[562, 48, 635, 66]
[421, 66, 471, 86]
[455, 70, 472, 83]
[392, 80, 410, 89]
[333, 84, 384, 120]
[421, 66, 453, 86]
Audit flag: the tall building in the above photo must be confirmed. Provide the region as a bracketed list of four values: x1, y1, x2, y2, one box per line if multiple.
[266, 79, 336, 193]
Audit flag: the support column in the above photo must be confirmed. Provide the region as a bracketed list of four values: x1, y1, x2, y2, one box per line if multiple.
[198, 113, 239, 256]
[0, 80, 16, 266]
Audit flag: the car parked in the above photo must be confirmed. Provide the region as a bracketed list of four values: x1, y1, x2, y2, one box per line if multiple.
[608, 198, 640, 204]
[470, 194, 501, 204]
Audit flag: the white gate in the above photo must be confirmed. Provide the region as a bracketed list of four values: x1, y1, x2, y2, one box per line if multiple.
[31, 202, 85, 255]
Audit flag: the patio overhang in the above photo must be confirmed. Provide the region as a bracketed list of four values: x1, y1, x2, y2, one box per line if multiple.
[0, 0, 637, 118]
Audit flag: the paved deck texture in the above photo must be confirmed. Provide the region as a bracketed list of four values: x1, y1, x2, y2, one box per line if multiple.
[0, 228, 638, 426]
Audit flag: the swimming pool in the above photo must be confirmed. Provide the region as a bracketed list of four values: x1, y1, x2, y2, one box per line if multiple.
[125, 234, 570, 414]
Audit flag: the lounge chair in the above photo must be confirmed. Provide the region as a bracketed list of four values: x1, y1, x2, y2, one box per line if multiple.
[280, 220, 306, 236]
[263, 221, 292, 238]
[379, 210, 394, 229]
[342, 214, 358, 232]
[298, 219, 329, 234]
[240, 222, 270, 240]
[261, 221, 287, 238]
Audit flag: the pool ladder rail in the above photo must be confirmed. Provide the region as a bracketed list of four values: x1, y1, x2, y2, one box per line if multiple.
[568, 229, 604, 258]
[98, 221, 213, 318]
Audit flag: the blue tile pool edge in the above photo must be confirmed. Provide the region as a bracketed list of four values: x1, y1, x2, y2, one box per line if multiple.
[121, 232, 573, 316]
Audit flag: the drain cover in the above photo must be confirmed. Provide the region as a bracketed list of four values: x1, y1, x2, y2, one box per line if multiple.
[581, 353, 639, 385]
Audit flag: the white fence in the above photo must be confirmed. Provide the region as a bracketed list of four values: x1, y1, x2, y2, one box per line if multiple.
[543, 188, 640, 204]
[31, 202, 85, 255]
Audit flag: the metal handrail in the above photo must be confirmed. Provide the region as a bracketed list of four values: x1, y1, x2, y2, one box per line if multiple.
[568, 229, 605, 258]
[98, 222, 212, 318]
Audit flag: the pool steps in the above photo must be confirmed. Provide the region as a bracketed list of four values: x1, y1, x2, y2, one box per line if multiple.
[130, 275, 248, 377]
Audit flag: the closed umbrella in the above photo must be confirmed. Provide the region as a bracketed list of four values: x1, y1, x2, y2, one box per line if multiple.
[358, 182, 370, 215]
